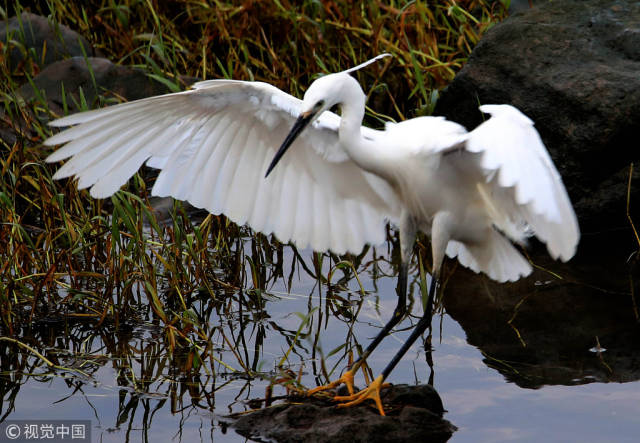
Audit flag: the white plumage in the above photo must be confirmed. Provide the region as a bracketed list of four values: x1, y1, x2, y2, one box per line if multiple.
[46, 80, 396, 256]
[44, 58, 579, 284]
[45, 56, 581, 414]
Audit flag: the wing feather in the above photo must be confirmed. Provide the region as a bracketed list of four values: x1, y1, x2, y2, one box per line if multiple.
[183, 116, 225, 203]
[225, 123, 261, 226]
[329, 198, 344, 254]
[465, 105, 579, 261]
[45, 81, 398, 255]
[273, 161, 297, 242]
[246, 139, 275, 233]
[290, 171, 312, 248]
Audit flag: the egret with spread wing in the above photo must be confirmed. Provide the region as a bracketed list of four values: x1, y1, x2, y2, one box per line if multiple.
[44, 54, 579, 415]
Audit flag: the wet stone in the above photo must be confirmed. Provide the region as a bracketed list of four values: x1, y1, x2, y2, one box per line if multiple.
[227, 384, 456, 443]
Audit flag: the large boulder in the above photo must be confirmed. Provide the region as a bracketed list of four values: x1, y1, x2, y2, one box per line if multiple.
[1, 13, 193, 117]
[0, 12, 95, 72]
[435, 0, 640, 235]
[19, 57, 184, 114]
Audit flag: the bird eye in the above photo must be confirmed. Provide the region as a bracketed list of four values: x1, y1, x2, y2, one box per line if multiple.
[314, 100, 325, 111]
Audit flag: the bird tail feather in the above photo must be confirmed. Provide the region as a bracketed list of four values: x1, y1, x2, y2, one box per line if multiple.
[445, 230, 532, 283]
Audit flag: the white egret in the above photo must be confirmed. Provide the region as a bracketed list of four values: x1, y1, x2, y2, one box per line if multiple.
[44, 54, 579, 415]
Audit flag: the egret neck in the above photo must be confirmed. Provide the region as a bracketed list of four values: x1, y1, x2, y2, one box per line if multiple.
[335, 74, 388, 179]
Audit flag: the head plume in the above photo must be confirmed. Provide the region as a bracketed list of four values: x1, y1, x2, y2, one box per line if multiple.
[342, 53, 392, 74]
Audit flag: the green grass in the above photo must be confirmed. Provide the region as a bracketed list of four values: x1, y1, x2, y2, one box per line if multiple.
[0, 0, 508, 392]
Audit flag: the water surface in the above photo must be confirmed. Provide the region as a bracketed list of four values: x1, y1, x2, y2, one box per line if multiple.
[2, 234, 639, 442]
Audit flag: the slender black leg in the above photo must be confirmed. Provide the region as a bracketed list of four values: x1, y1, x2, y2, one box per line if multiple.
[349, 262, 409, 369]
[347, 214, 416, 373]
[381, 276, 437, 380]
[329, 275, 438, 416]
[307, 262, 411, 398]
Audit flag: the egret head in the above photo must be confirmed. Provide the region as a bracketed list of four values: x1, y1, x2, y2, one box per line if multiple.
[300, 73, 347, 117]
[265, 53, 391, 177]
[264, 74, 346, 178]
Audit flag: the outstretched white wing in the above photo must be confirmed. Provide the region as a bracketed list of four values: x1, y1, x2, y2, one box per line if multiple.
[464, 104, 579, 261]
[44, 80, 399, 255]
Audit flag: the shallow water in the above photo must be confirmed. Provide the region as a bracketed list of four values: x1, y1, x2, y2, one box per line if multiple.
[2, 235, 639, 442]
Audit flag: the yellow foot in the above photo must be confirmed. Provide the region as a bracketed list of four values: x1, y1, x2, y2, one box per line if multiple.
[333, 375, 390, 416]
[307, 369, 356, 396]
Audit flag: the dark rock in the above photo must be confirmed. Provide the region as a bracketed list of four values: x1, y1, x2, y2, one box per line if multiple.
[0, 126, 17, 147]
[508, 0, 533, 14]
[19, 57, 186, 115]
[228, 384, 455, 443]
[0, 12, 95, 72]
[2, 13, 198, 115]
[434, 0, 640, 234]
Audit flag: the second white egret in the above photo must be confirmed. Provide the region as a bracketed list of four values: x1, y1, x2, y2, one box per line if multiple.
[44, 54, 579, 415]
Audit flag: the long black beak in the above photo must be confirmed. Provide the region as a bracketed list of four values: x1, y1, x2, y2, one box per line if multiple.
[265, 111, 315, 178]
